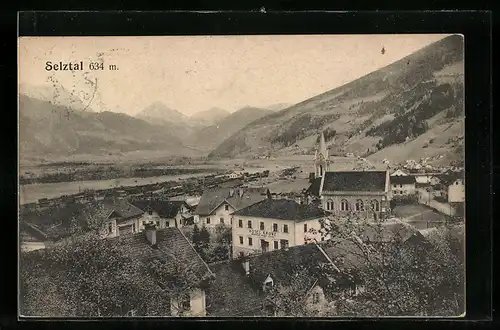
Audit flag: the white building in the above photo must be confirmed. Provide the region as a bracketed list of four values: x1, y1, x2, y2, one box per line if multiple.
[231, 198, 330, 258]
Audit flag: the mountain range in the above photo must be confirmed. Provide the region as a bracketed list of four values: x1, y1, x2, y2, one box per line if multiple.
[208, 35, 464, 166]
[19, 35, 464, 166]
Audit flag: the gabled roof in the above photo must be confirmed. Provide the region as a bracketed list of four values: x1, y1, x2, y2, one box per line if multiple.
[322, 171, 387, 192]
[246, 243, 327, 295]
[231, 199, 329, 222]
[206, 261, 266, 316]
[194, 187, 268, 216]
[79, 200, 144, 224]
[306, 177, 322, 197]
[114, 227, 214, 283]
[391, 175, 416, 185]
[130, 200, 189, 219]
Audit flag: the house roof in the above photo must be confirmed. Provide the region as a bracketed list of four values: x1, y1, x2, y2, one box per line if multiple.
[77, 200, 144, 225]
[246, 243, 327, 295]
[130, 200, 188, 219]
[391, 175, 416, 185]
[206, 261, 266, 316]
[306, 177, 322, 197]
[194, 187, 268, 216]
[113, 227, 214, 283]
[322, 171, 387, 192]
[231, 199, 329, 222]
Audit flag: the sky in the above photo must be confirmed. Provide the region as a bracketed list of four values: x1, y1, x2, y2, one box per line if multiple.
[18, 34, 449, 116]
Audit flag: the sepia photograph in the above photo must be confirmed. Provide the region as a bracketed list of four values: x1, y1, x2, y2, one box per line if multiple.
[18, 34, 465, 318]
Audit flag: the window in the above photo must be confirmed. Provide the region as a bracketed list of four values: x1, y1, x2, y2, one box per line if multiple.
[280, 239, 289, 249]
[355, 199, 364, 211]
[312, 292, 320, 304]
[304, 223, 308, 233]
[148, 209, 153, 215]
[156, 221, 160, 227]
[283, 224, 289, 233]
[260, 222, 265, 230]
[224, 204, 229, 211]
[371, 200, 380, 212]
[326, 199, 334, 211]
[220, 217, 224, 224]
[248, 237, 253, 246]
[273, 223, 278, 232]
[341, 199, 349, 211]
[400, 184, 403, 188]
[248, 220, 252, 229]
[238, 219, 243, 228]
[206, 217, 211, 224]
[239, 252, 245, 258]
[321, 237, 325, 241]
[274, 241, 279, 249]
[239, 236, 244, 245]
[393, 184, 397, 188]
[180, 295, 191, 311]
[132, 223, 136, 232]
[108, 222, 113, 233]
[165, 221, 170, 227]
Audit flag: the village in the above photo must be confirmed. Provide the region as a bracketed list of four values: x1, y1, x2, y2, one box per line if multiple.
[19, 132, 465, 317]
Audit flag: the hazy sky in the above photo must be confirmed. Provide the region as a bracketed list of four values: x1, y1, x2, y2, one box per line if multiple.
[19, 34, 448, 115]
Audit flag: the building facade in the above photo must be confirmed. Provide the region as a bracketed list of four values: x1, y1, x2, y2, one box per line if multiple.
[390, 175, 417, 196]
[307, 133, 391, 220]
[230, 199, 330, 258]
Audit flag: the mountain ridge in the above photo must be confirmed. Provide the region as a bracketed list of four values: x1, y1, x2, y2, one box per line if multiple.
[208, 35, 464, 166]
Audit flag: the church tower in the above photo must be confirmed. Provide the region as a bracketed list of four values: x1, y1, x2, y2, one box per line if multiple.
[314, 131, 328, 178]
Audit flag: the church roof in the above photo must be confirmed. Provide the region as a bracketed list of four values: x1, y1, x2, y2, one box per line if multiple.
[306, 177, 322, 197]
[322, 171, 387, 192]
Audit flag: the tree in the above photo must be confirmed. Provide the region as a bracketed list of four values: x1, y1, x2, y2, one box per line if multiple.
[272, 213, 464, 317]
[19, 232, 163, 317]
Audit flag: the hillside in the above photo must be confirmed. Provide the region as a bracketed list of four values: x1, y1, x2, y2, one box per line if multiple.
[209, 35, 464, 166]
[193, 106, 272, 153]
[190, 107, 230, 125]
[19, 95, 196, 163]
[19, 83, 92, 112]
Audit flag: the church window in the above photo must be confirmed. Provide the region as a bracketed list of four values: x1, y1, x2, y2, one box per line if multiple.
[341, 199, 349, 211]
[319, 165, 323, 177]
[371, 200, 380, 212]
[326, 199, 334, 211]
[355, 200, 364, 211]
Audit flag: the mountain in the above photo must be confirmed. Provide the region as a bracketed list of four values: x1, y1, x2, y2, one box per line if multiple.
[193, 106, 272, 153]
[19, 95, 196, 161]
[190, 107, 230, 125]
[208, 35, 464, 166]
[19, 83, 92, 112]
[266, 103, 292, 112]
[135, 101, 188, 125]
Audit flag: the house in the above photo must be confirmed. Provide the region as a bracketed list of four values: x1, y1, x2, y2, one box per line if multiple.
[116, 225, 215, 316]
[440, 170, 465, 204]
[193, 187, 268, 230]
[20, 221, 52, 252]
[230, 198, 330, 258]
[390, 175, 416, 196]
[207, 242, 365, 317]
[307, 132, 391, 220]
[78, 199, 145, 238]
[391, 169, 408, 177]
[131, 199, 193, 229]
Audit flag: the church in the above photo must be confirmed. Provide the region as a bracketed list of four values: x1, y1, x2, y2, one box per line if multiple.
[306, 132, 391, 221]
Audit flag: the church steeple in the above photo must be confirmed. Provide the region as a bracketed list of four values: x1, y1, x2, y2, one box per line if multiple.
[314, 131, 329, 178]
[319, 131, 327, 158]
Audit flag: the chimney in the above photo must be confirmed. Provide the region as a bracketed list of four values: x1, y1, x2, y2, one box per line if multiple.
[229, 188, 235, 197]
[242, 259, 250, 275]
[144, 223, 157, 246]
[238, 188, 244, 198]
